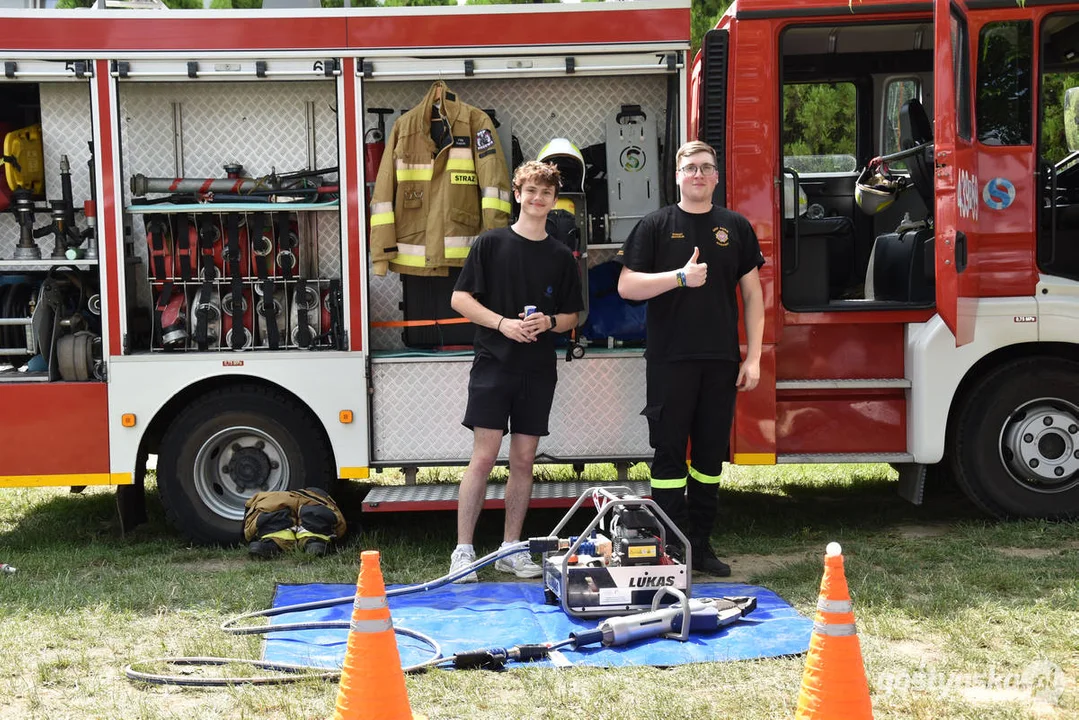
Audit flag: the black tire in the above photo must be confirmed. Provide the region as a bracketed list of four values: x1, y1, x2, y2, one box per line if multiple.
[157, 384, 334, 545]
[951, 357, 1079, 519]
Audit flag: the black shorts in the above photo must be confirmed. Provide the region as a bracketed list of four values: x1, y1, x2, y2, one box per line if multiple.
[462, 356, 557, 437]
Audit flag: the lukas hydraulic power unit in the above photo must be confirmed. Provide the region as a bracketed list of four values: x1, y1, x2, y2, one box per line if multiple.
[541, 487, 692, 618]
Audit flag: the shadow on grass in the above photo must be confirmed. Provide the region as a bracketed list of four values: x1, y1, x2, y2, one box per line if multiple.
[355, 470, 984, 552]
[2, 471, 1074, 619]
[0, 469, 982, 554]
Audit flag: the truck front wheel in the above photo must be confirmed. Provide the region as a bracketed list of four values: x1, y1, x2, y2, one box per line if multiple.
[951, 357, 1079, 519]
[157, 384, 333, 545]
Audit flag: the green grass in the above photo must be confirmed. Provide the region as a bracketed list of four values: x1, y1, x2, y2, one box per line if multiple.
[0, 464, 1076, 719]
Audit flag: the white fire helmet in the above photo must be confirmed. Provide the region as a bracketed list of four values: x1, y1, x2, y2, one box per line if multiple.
[537, 138, 585, 193]
[855, 162, 903, 215]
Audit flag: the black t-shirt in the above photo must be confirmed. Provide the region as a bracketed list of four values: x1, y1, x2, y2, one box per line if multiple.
[617, 204, 764, 362]
[455, 226, 584, 373]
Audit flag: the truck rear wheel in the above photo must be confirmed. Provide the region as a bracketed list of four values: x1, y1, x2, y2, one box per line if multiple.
[951, 357, 1079, 519]
[157, 384, 333, 545]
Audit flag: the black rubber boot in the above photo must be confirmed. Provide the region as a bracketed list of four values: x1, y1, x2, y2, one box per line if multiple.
[249, 539, 282, 559]
[691, 544, 732, 577]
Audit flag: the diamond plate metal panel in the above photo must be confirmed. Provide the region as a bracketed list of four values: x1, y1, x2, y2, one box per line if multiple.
[0, 83, 94, 260]
[368, 257, 405, 351]
[363, 74, 667, 351]
[362, 480, 650, 510]
[362, 74, 667, 165]
[120, 82, 336, 181]
[371, 354, 650, 463]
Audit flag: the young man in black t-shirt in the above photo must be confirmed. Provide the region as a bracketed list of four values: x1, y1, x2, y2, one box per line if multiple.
[448, 160, 584, 582]
[616, 141, 765, 577]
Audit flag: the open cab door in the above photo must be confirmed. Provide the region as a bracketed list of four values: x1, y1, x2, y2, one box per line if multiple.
[934, 0, 978, 345]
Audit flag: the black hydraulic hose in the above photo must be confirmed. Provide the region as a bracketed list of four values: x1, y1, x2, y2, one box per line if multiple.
[123, 625, 441, 687]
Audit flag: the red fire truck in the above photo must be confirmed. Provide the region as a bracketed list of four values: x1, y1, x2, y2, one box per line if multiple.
[3, 0, 1076, 546]
[0, 1, 690, 543]
[691, 0, 1079, 521]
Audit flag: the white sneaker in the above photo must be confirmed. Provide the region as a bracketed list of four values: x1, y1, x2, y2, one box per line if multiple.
[494, 551, 542, 579]
[449, 547, 478, 584]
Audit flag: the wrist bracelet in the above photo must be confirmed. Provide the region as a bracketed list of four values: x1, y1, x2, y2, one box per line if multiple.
[676, 270, 687, 288]
[549, 315, 556, 331]
[497, 317, 504, 332]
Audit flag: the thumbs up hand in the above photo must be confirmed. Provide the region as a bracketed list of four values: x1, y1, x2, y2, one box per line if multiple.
[683, 246, 707, 288]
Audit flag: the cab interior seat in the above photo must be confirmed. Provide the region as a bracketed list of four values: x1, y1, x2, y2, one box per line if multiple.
[864, 98, 936, 304]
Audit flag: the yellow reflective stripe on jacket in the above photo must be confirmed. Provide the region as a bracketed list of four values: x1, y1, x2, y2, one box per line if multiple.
[370, 211, 395, 227]
[447, 158, 476, 172]
[395, 242, 427, 267]
[261, 529, 297, 541]
[688, 465, 722, 485]
[481, 186, 512, 214]
[444, 235, 475, 259]
[395, 159, 434, 182]
[650, 476, 687, 489]
[397, 168, 434, 182]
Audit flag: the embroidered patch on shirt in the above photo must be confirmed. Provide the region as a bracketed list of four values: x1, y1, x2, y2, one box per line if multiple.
[476, 129, 495, 152]
[714, 227, 729, 247]
[451, 171, 478, 185]
[453, 136, 470, 148]
[671, 232, 685, 239]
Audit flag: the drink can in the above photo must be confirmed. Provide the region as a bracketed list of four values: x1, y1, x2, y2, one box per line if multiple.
[523, 305, 537, 317]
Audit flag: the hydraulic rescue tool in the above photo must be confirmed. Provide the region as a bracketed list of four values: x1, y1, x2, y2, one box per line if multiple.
[538, 486, 693, 617]
[129, 165, 339, 202]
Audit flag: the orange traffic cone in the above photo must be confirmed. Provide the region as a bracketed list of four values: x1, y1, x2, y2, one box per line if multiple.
[795, 542, 873, 720]
[332, 550, 425, 720]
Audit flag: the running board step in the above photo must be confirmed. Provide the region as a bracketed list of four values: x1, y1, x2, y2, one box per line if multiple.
[0, 370, 49, 383]
[776, 378, 911, 390]
[777, 453, 914, 464]
[362, 480, 651, 513]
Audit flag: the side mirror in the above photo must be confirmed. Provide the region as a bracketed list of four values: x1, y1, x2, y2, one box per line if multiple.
[1065, 87, 1079, 152]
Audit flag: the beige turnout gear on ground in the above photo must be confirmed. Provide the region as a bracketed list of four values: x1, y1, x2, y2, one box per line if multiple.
[369, 80, 512, 277]
[243, 488, 347, 552]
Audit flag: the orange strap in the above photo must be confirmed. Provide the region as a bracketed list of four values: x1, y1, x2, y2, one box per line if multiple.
[371, 318, 472, 328]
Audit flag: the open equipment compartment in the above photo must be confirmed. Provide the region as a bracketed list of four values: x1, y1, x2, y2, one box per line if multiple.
[115, 58, 344, 355]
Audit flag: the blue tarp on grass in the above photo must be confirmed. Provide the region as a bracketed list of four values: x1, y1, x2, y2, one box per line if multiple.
[263, 582, 812, 670]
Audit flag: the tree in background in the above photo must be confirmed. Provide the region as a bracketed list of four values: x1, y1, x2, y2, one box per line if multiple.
[783, 83, 857, 170]
[691, 0, 731, 58]
[466, 0, 559, 4]
[57, 0, 203, 6]
[382, 0, 454, 5]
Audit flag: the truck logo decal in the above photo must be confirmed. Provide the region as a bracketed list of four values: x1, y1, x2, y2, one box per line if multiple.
[983, 177, 1016, 210]
[619, 146, 645, 172]
[958, 169, 979, 221]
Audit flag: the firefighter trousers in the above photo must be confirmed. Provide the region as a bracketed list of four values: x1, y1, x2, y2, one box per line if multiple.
[642, 359, 739, 547]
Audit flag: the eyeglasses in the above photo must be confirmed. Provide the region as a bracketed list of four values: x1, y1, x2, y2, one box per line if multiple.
[679, 163, 718, 177]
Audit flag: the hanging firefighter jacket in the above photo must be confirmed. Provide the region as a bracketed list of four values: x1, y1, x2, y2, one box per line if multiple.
[369, 80, 512, 277]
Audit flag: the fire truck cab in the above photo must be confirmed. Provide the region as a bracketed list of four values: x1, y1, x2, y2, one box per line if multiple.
[692, 0, 1079, 519]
